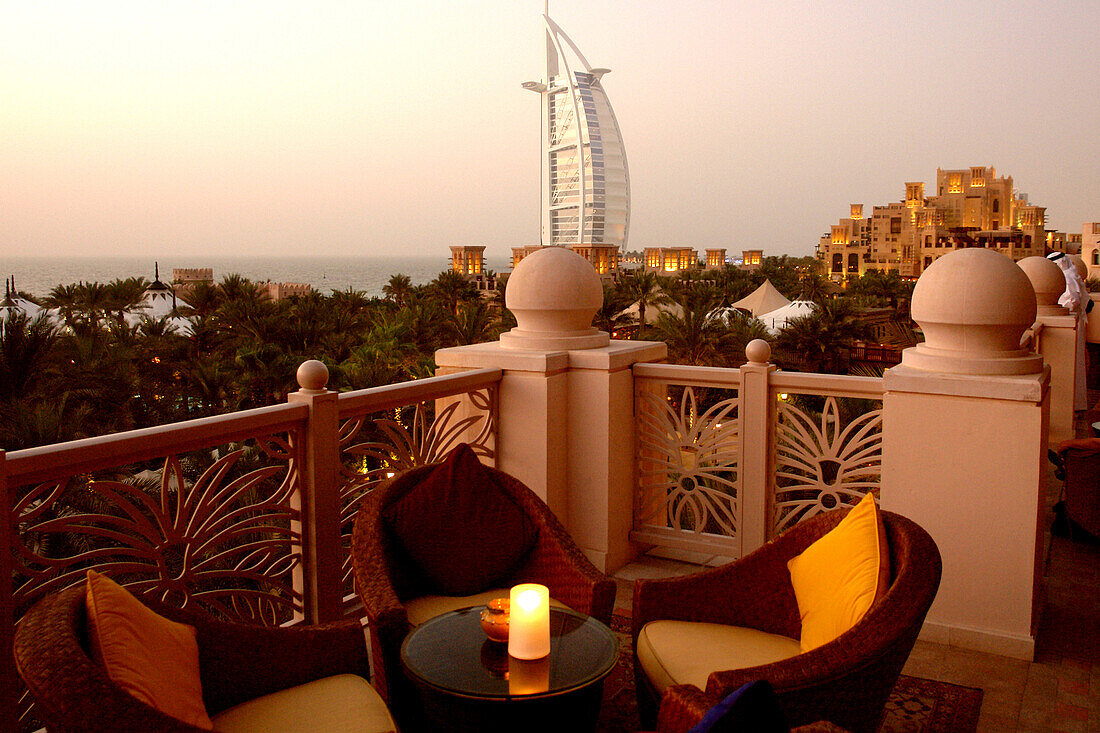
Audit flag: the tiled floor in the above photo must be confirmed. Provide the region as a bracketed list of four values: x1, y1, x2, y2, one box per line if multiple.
[612, 420, 1100, 732]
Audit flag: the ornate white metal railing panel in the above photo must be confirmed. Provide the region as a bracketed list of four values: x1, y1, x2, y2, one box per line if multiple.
[770, 372, 885, 536]
[633, 364, 742, 557]
[334, 368, 500, 609]
[3, 403, 309, 731]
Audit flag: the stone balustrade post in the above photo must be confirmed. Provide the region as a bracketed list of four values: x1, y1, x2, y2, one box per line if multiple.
[1019, 256, 1077, 445]
[738, 340, 777, 556]
[287, 360, 344, 623]
[436, 247, 666, 572]
[882, 248, 1048, 660]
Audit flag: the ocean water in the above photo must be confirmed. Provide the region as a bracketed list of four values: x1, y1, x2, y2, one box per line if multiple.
[0, 255, 512, 299]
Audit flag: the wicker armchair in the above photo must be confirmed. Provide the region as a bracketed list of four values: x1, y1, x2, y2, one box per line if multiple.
[633, 509, 941, 733]
[1053, 438, 1100, 538]
[15, 585, 385, 732]
[351, 459, 616, 723]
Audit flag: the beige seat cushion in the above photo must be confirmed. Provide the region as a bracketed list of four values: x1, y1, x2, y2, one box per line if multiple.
[637, 620, 802, 694]
[405, 588, 568, 626]
[212, 674, 396, 733]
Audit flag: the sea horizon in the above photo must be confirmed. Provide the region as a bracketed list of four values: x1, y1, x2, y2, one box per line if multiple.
[0, 254, 514, 300]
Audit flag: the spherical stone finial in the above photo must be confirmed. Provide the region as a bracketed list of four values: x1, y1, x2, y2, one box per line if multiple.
[903, 248, 1042, 375]
[296, 359, 329, 392]
[745, 339, 771, 364]
[1017, 256, 1069, 316]
[500, 246, 610, 351]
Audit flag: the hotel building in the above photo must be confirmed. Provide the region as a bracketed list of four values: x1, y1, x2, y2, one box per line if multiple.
[518, 12, 630, 276]
[818, 166, 1056, 280]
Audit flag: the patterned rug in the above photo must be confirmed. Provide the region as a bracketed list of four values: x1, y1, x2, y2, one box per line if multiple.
[597, 613, 983, 733]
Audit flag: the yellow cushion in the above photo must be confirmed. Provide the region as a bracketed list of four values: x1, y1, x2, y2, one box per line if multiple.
[636, 620, 801, 693]
[405, 588, 568, 626]
[212, 674, 396, 733]
[85, 570, 213, 729]
[787, 493, 891, 652]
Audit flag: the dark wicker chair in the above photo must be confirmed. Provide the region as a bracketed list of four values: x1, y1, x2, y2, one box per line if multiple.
[351, 461, 616, 723]
[15, 585, 379, 732]
[633, 509, 941, 733]
[1053, 438, 1100, 539]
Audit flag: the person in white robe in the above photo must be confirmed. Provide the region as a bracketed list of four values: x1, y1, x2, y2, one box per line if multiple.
[1048, 252, 1091, 411]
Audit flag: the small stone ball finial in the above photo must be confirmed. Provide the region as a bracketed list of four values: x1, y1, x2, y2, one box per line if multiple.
[1017, 256, 1068, 316]
[904, 248, 1042, 375]
[745, 339, 771, 364]
[296, 359, 329, 392]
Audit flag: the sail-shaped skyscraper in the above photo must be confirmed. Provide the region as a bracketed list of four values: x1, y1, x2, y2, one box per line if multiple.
[522, 12, 630, 275]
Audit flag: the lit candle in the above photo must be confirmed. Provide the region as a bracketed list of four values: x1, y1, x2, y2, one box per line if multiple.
[508, 583, 550, 659]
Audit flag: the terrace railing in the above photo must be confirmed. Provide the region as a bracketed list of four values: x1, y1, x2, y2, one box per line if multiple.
[632, 346, 884, 561]
[0, 363, 499, 732]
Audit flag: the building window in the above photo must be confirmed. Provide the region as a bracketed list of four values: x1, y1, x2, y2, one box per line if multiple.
[1093, 251, 1099, 266]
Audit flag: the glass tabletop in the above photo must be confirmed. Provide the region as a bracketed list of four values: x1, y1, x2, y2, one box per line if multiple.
[400, 606, 619, 701]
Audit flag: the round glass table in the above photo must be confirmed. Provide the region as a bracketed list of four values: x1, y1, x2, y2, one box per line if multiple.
[400, 606, 618, 732]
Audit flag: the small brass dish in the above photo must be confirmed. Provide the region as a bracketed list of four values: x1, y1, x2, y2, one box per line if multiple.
[479, 597, 510, 642]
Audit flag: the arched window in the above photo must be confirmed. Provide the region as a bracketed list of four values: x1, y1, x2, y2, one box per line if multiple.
[1093, 251, 1099, 266]
[832, 253, 842, 273]
[992, 199, 1000, 213]
[848, 253, 859, 272]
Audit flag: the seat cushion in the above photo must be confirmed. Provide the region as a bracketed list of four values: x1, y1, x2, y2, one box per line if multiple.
[405, 588, 569, 626]
[211, 674, 396, 733]
[382, 443, 539, 595]
[85, 570, 213, 729]
[637, 621, 801, 694]
[787, 493, 890, 652]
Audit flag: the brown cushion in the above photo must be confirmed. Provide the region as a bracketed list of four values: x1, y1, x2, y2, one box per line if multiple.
[382, 444, 539, 595]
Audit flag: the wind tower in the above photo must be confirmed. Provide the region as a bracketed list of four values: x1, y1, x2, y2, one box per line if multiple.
[522, 6, 630, 276]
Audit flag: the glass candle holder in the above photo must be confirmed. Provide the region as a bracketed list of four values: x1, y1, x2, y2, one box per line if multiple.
[508, 583, 550, 659]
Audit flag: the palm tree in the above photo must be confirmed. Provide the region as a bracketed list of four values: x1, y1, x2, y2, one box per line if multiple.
[0, 311, 57, 401]
[104, 277, 150, 324]
[620, 271, 666, 335]
[44, 283, 81, 328]
[799, 271, 832, 304]
[592, 283, 634, 336]
[383, 274, 414, 308]
[428, 270, 479, 316]
[650, 286, 738, 367]
[445, 299, 497, 346]
[773, 299, 871, 373]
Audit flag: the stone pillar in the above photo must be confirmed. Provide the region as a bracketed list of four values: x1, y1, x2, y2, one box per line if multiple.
[435, 247, 666, 572]
[738, 340, 777, 555]
[882, 248, 1048, 660]
[287, 360, 344, 624]
[1019, 256, 1076, 445]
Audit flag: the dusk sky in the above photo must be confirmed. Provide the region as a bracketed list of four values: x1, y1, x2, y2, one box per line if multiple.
[3, 0, 1098, 261]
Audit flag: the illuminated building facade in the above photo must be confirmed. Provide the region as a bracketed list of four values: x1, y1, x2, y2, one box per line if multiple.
[522, 12, 629, 275]
[818, 166, 1058, 280]
[450, 246, 485, 276]
[643, 247, 697, 274]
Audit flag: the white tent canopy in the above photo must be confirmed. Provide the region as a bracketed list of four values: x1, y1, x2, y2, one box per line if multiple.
[729, 280, 790, 317]
[620, 298, 684, 325]
[759, 300, 817, 334]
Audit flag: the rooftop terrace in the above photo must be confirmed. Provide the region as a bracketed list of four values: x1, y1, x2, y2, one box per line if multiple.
[3, 246, 1098, 731]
